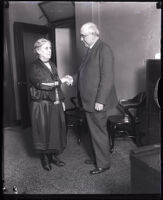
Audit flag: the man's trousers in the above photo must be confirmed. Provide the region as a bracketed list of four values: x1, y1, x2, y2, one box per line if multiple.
[85, 111, 111, 168]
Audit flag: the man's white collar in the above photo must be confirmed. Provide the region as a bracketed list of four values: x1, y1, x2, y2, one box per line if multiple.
[89, 38, 99, 49]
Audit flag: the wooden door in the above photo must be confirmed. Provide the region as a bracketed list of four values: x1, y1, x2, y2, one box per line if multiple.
[14, 22, 52, 128]
[3, 9, 17, 126]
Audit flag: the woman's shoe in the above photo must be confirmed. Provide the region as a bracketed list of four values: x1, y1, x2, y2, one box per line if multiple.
[41, 154, 52, 171]
[50, 154, 65, 167]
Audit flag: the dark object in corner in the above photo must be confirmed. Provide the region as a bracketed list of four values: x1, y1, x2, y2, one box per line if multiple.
[4, 1, 9, 8]
[130, 144, 161, 194]
[156, 2, 162, 9]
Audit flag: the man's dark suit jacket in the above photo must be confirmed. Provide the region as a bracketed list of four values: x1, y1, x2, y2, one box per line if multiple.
[78, 39, 118, 112]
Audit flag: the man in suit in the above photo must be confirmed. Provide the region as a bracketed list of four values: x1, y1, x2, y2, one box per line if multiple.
[73, 22, 118, 175]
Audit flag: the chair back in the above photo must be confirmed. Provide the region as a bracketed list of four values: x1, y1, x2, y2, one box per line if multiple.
[118, 92, 146, 122]
[131, 92, 146, 106]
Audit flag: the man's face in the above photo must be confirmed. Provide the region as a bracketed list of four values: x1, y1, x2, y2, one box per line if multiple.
[80, 29, 94, 48]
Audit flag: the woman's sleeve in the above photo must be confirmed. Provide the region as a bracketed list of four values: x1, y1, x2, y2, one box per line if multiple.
[29, 64, 54, 91]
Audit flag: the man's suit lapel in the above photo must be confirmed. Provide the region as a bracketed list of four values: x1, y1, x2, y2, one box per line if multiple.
[79, 39, 101, 72]
[79, 49, 89, 71]
[79, 48, 92, 72]
[90, 39, 101, 54]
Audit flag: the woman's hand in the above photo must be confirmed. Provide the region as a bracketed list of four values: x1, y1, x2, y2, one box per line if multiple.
[61, 75, 73, 86]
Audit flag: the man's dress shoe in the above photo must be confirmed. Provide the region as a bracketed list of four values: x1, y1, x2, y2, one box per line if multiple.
[84, 159, 96, 165]
[90, 167, 110, 175]
[50, 155, 65, 167]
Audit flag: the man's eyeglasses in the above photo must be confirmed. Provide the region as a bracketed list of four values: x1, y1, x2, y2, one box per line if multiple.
[80, 34, 90, 39]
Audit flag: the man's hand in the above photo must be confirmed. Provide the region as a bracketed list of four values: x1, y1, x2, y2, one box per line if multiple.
[61, 75, 73, 86]
[95, 102, 104, 111]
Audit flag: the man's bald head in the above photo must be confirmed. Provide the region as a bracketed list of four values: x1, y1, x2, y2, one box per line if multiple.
[80, 22, 100, 36]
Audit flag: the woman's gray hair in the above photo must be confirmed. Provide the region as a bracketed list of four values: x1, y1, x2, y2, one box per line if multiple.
[81, 22, 100, 36]
[34, 38, 51, 54]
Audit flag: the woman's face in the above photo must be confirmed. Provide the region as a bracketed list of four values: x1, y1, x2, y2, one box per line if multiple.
[37, 42, 52, 61]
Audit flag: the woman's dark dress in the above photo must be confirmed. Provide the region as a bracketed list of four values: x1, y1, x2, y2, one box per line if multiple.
[29, 59, 66, 154]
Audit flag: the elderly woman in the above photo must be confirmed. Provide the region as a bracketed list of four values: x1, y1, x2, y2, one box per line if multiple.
[29, 38, 72, 171]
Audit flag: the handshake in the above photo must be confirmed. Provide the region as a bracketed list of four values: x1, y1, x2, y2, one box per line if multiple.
[41, 75, 73, 87]
[61, 75, 73, 86]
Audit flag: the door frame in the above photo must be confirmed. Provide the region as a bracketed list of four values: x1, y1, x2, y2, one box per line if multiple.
[3, 9, 17, 126]
[51, 18, 76, 67]
[14, 22, 52, 127]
